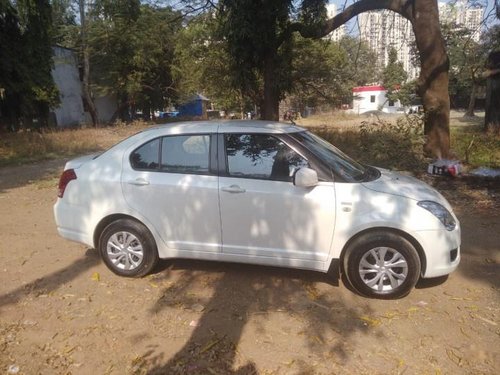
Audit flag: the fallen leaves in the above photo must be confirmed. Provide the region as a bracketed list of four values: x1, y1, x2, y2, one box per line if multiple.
[446, 348, 464, 367]
[359, 315, 382, 327]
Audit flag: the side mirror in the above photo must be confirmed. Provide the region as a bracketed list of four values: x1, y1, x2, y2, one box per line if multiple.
[293, 167, 318, 187]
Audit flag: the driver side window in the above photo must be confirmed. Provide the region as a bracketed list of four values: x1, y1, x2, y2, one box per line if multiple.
[225, 134, 309, 181]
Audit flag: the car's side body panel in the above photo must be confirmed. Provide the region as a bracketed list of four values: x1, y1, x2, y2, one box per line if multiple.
[218, 177, 335, 263]
[328, 182, 461, 278]
[121, 168, 222, 254]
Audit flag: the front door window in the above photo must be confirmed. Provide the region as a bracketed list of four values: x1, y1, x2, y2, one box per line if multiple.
[225, 134, 309, 181]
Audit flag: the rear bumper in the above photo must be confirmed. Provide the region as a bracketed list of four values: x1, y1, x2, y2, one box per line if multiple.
[54, 200, 94, 248]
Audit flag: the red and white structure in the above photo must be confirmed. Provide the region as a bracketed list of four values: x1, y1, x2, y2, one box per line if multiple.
[352, 85, 403, 114]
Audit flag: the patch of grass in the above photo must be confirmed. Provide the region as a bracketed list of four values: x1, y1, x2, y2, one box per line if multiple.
[297, 111, 363, 129]
[1, 115, 497, 173]
[451, 125, 500, 169]
[0, 121, 149, 167]
[310, 114, 426, 173]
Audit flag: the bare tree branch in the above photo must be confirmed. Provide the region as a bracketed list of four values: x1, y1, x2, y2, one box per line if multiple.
[283, 0, 411, 43]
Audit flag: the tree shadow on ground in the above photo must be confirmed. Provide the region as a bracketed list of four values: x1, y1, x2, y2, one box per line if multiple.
[141, 260, 377, 374]
[0, 248, 100, 312]
[455, 212, 500, 289]
[0, 158, 65, 193]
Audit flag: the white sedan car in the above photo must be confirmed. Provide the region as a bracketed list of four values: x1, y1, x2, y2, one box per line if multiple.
[54, 121, 460, 299]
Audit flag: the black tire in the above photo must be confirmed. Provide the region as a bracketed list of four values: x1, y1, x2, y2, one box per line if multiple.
[343, 231, 421, 299]
[99, 219, 159, 278]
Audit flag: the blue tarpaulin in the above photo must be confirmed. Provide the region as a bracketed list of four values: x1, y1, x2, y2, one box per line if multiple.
[177, 94, 209, 117]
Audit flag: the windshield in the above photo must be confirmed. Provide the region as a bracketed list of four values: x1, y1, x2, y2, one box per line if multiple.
[292, 131, 374, 182]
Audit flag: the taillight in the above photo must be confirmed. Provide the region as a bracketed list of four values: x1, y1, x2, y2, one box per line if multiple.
[58, 169, 77, 198]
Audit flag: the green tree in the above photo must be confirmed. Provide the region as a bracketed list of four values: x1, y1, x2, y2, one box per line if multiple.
[0, 0, 24, 128]
[381, 47, 408, 106]
[289, 36, 377, 111]
[0, 0, 58, 129]
[18, 0, 59, 125]
[339, 35, 378, 87]
[218, 0, 295, 120]
[443, 22, 500, 117]
[87, 1, 182, 121]
[215, 0, 454, 159]
[290, 36, 350, 110]
[50, 0, 78, 46]
[172, 13, 244, 113]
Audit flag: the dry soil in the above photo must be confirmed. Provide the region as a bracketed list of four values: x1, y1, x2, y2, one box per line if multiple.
[0, 159, 498, 375]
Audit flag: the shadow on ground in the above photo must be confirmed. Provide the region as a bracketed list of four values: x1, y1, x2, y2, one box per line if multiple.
[0, 248, 100, 312]
[0, 159, 65, 193]
[137, 260, 377, 374]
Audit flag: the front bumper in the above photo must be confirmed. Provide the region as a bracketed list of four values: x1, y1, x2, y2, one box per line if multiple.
[412, 224, 461, 278]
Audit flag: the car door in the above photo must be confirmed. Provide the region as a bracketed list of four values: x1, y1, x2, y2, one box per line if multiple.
[122, 133, 221, 253]
[218, 133, 336, 262]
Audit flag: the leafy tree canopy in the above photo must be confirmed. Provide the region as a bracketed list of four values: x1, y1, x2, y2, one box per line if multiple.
[0, 0, 58, 128]
[381, 47, 408, 104]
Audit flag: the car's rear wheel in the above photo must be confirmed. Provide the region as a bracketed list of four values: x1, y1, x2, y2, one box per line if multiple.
[99, 219, 158, 277]
[343, 231, 421, 299]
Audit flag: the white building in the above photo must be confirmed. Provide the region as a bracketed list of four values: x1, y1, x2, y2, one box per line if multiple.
[325, 3, 345, 42]
[439, 0, 484, 42]
[51, 46, 118, 127]
[51, 46, 86, 127]
[352, 85, 403, 114]
[358, 11, 419, 80]
[358, 1, 484, 81]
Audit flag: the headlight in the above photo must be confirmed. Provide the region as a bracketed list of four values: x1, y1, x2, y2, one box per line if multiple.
[417, 201, 456, 231]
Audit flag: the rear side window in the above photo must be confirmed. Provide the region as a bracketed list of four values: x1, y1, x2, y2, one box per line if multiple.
[130, 134, 212, 174]
[130, 138, 160, 170]
[161, 135, 210, 174]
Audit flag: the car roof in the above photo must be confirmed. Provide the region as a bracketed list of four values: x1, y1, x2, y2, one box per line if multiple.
[142, 120, 306, 136]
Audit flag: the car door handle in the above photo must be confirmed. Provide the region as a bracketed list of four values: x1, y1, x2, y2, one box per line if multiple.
[128, 178, 150, 186]
[221, 185, 246, 193]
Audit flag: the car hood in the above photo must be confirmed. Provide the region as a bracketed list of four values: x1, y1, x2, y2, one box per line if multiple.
[362, 168, 450, 207]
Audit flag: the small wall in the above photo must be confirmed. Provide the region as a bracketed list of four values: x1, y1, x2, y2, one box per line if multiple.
[94, 95, 118, 124]
[51, 47, 86, 127]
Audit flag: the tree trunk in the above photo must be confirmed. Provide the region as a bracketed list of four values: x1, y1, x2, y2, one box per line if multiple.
[464, 83, 477, 117]
[411, 0, 450, 159]
[79, 0, 98, 127]
[291, 0, 452, 159]
[484, 51, 500, 133]
[261, 55, 280, 121]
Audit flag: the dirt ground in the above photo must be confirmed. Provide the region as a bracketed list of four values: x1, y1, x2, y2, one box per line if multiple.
[0, 159, 498, 375]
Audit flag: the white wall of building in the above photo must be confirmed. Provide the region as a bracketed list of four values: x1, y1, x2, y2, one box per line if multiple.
[51, 46, 118, 126]
[51, 46, 86, 127]
[352, 86, 403, 114]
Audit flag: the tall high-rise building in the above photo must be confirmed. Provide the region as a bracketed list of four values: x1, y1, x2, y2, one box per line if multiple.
[358, 11, 418, 80]
[358, 1, 484, 81]
[439, 0, 484, 42]
[325, 4, 345, 42]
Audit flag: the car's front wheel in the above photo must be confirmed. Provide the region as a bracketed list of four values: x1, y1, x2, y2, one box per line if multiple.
[343, 231, 421, 299]
[99, 219, 159, 277]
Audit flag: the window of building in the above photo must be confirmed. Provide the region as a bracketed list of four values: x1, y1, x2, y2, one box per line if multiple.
[370, 95, 376, 103]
